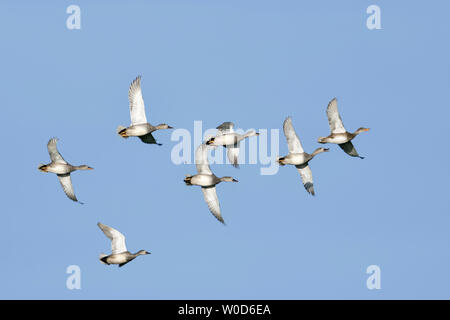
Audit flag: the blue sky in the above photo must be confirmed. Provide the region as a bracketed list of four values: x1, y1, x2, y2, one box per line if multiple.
[1, 0, 449, 299]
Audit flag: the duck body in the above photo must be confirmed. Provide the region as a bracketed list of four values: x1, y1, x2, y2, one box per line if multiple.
[318, 132, 354, 145]
[100, 251, 149, 267]
[118, 123, 153, 137]
[186, 174, 220, 187]
[278, 117, 329, 196]
[101, 252, 136, 265]
[184, 144, 238, 224]
[117, 76, 173, 144]
[278, 148, 329, 167]
[38, 138, 93, 203]
[277, 152, 312, 166]
[98, 223, 150, 268]
[205, 122, 259, 168]
[39, 162, 88, 175]
[207, 131, 259, 147]
[39, 162, 73, 175]
[208, 133, 241, 147]
[317, 98, 369, 158]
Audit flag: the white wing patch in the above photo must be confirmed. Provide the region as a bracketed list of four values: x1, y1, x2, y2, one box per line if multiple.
[57, 173, 79, 202]
[326, 98, 347, 134]
[201, 187, 224, 224]
[216, 122, 235, 135]
[128, 76, 148, 125]
[47, 138, 67, 164]
[226, 143, 240, 168]
[283, 117, 304, 153]
[195, 144, 212, 175]
[98, 223, 128, 254]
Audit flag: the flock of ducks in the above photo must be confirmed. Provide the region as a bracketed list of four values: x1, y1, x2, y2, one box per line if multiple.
[38, 76, 369, 267]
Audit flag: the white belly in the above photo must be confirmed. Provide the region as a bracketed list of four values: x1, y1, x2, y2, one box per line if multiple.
[47, 163, 72, 174]
[190, 174, 216, 187]
[127, 124, 151, 136]
[107, 254, 129, 264]
[213, 133, 240, 146]
[284, 153, 308, 165]
[329, 134, 350, 144]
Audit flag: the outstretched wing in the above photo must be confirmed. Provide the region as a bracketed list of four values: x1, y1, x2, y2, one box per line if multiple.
[326, 98, 347, 134]
[339, 141, 364, 159]
[118, 262, 131, 268]
[201, 186, 224, 224]
[195, 144, 212, 175]
[138, 132, 160, 145]
[97, 223, 128, 254]
[283, 117, 304, 153]
[295, 164, 315, 196]
[47, 138, 67, 164]
[128, 76, 148, 125]
[216, 122, 234, 135]
[226, 142, 240, 168]
[57, 173, 80, 202]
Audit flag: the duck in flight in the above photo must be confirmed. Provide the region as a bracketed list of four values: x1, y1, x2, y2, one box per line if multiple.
[38, 138, 93, 204]
[317, 98, 370, 158]
[98, 222, 151, 268]
[117, 76, 173, 145]
[184, 144, 238, 224]
[205, 122, 259, 168]
[278, 117, 329, 195]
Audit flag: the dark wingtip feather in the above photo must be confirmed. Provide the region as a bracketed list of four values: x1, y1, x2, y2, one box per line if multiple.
[213, 214, 226, 225]
[304, 182, 315, 196]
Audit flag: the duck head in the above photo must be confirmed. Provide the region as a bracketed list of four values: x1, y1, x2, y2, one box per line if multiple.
[312, 147, 330, 156]
[38, 164, 48, 172]
[156, 123, 174, 130]
[220, 176, 238, 183]
[354, 127, 370, 135]
[137, 250, 151, 255]
[75, 165, 94, 170]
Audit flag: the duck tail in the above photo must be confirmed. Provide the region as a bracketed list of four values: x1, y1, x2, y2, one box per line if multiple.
[277, 157, 286, 166]
[117, 125, 129, 139]
[99, 253, 108, 265]
[184, 175, 192, 185]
